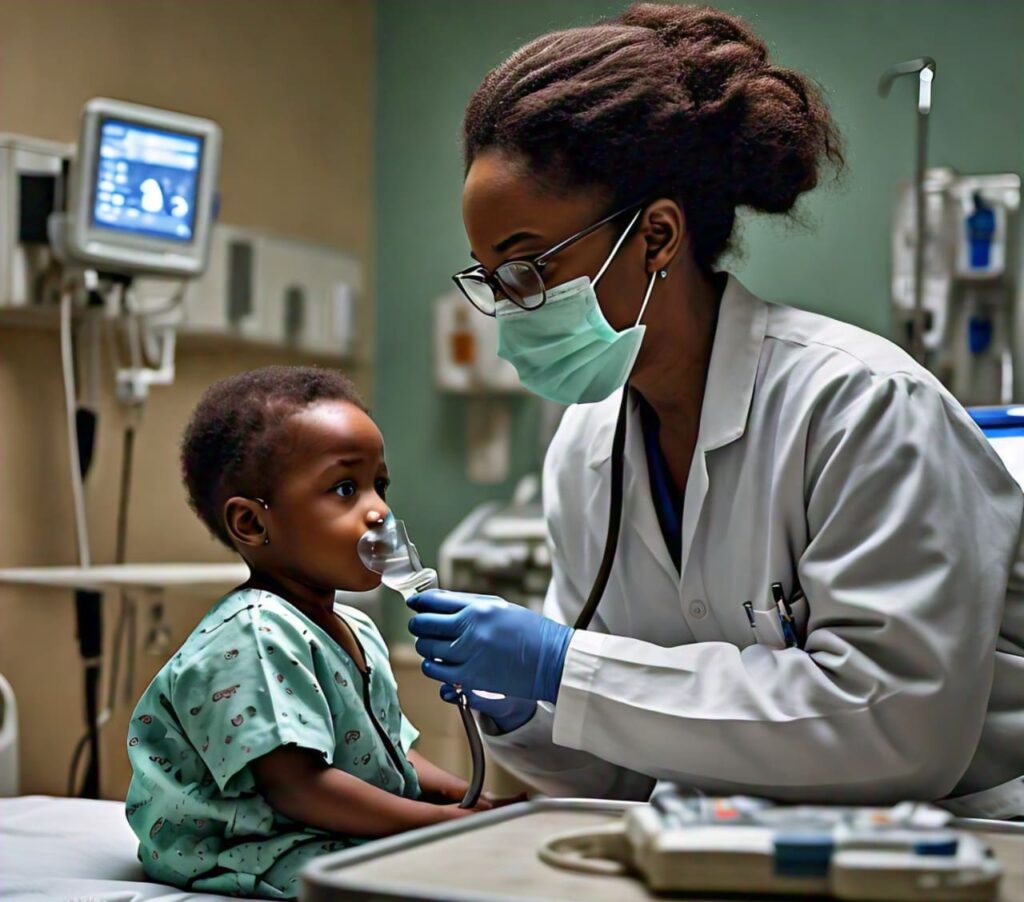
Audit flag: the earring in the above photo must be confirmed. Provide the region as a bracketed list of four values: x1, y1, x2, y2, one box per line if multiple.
[255, 498, 270, 544]
[659, 269, 668, 279]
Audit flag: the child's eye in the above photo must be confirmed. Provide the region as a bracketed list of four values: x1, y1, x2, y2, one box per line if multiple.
[334, 480, 357, 498]
[375, 478, 390, 499]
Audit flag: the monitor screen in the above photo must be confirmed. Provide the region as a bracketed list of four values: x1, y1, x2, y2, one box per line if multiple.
[91, 118, 203, 243]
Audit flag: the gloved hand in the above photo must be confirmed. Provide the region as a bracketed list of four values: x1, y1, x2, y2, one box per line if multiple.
[439, 683, 537, 733]
[407, 589, 574, 703]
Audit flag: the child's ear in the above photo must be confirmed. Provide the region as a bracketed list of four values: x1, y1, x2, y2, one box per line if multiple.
[224, 497, 269, 548]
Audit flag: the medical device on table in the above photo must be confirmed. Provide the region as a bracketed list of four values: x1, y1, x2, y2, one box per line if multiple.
[358, 513, 486, 809]
[539, 792, 1003, 900]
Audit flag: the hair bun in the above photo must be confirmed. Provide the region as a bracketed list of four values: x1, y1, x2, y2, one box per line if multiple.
[618, 3, 839, 213]
[619, 2, 767, 64]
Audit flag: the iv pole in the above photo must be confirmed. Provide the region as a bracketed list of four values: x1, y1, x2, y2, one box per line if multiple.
[879, 57, 937, 365]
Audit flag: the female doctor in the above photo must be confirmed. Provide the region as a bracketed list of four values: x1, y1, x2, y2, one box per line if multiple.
[408, 3, 1024, 818]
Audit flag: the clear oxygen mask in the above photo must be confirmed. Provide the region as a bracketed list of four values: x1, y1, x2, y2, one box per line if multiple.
[357, 512, 439, 599]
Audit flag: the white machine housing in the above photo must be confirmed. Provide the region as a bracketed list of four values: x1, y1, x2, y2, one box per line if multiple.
[57, 98, 221, 277]
[0, 134, 72, 307]
[890, 169, 1021, 405]
[172, 223, 362, 356]
[439, 476, 551, 609]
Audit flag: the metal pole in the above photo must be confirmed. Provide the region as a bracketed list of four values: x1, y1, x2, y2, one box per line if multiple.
[879, 58, 936, 364]
[912, 100, 929, 362]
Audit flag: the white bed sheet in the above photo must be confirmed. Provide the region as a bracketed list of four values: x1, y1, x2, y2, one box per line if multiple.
[0, 795, 260, 901]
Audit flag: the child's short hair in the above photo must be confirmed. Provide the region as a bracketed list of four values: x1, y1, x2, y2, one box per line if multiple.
[181, 366, 367, 548]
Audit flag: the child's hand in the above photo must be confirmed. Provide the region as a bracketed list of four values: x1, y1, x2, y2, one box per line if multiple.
[442, 796, 492, 819]
[427, 790, 530, 827]
[429, 786, 494, 809]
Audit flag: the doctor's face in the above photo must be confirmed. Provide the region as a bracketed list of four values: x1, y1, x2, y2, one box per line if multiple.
[461, 149, 653, 332]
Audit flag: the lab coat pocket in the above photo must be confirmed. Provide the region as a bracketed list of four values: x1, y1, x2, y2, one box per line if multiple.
[750, 606, 787, 649]
[750, 596, 809, 650]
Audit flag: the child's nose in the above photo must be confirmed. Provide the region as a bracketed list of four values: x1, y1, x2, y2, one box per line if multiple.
[365, 505, 390, 526]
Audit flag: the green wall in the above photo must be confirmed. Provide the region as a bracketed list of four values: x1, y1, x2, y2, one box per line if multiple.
[374, 0, 1024, 611]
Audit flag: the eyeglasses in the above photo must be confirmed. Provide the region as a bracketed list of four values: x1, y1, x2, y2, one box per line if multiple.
[451, 200, 646, 317]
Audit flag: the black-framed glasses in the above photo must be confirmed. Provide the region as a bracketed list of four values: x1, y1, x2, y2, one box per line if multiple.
[451, 199, 646, 317]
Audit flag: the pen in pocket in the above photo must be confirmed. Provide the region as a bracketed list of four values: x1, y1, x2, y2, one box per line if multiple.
[771, 582, 798, 649]
[742, 601, 759, 643]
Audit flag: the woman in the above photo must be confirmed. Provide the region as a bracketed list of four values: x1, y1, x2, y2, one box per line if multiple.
[408, 3, 1024, 817]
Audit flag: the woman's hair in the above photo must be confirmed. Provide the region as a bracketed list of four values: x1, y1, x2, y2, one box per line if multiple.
[181, 366, 366, 548]
[463, 2, 843, 271]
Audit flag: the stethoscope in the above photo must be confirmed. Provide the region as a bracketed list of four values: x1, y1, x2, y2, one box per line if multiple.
[573, 388, 631, 631]
[574, 264, 667, 630]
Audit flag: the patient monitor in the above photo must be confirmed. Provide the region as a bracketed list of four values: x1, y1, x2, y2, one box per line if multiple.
[51, 98, 221, 277]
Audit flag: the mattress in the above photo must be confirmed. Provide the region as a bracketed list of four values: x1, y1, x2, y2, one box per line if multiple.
[0, 795, 261, 901]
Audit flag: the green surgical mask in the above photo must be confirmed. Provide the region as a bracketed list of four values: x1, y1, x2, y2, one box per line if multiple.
[495, 210, 659, 405]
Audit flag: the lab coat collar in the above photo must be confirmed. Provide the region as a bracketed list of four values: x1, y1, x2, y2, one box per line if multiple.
[586, 274, 768, 468]
[699, 274, 768, 452]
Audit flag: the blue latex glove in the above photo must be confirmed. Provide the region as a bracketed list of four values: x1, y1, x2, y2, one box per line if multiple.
[439, 684, 537, 733]
[407, 590, 574, 703]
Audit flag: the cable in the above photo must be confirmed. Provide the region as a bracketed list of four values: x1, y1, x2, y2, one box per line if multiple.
[62, 284, 103, 797]
[116, 426, 135, 564]
[105, 426, 135, 711]
[60, 288, 91, 569]
[538, 823, 629, 875]
[66, 733, 88, 797]
[68, 423, 137, 796]
[66, 281, 143, 797]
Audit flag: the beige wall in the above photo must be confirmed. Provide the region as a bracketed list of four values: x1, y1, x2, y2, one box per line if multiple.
[0, 0, 376, 797]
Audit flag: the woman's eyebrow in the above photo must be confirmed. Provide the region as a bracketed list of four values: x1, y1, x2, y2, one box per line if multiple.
[493, 230, 543, 254]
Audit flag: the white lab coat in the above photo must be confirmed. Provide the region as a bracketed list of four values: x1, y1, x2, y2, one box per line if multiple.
[483, 275, 1024, 818]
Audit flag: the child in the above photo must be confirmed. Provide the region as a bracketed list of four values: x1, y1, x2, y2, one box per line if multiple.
[126, 366, 489, 898]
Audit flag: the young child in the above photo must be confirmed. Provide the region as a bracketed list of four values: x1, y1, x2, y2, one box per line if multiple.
[126, 366, 489, 898]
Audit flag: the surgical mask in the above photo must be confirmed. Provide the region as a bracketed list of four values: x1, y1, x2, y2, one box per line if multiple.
[495, 209, 660, 405]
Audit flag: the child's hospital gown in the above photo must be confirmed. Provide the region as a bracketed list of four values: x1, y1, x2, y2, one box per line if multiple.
[125, 589, 421, 898]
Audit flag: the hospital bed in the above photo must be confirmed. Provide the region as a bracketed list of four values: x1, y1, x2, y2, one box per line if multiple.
[0, 794, 263, 902]
[0, 661, 257, 900]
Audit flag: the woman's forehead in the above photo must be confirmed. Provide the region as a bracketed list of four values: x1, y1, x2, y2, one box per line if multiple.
[462, 150, 605, 254]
